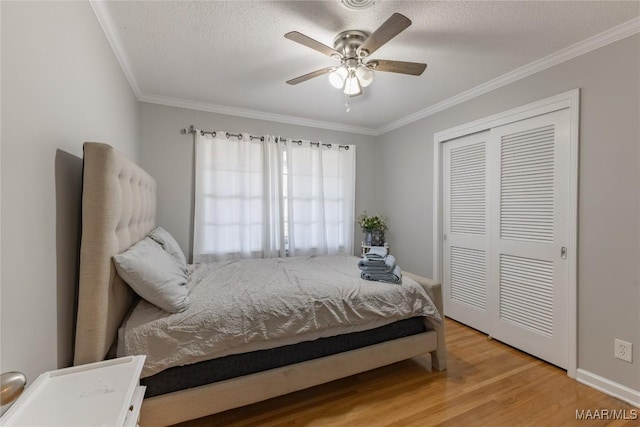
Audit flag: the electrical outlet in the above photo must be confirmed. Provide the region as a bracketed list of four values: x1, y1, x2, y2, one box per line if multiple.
[614, 339, 633, 363]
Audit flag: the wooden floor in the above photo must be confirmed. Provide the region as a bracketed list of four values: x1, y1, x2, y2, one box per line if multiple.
[176, 319, 637, 426]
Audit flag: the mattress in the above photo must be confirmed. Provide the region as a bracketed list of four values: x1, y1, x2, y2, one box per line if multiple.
[141, 316, 427, 397]
[119, 255, 441, 377]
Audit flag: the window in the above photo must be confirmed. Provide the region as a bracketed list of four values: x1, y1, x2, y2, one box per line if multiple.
[193, 133, 355, 262]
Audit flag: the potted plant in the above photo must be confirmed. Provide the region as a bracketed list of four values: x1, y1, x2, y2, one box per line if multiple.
[357, 212, 388, 246]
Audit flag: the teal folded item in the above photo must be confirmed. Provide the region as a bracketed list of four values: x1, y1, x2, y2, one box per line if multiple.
[358, 254, 396, 272]
[361, 265, 402, 284]
[365, 246, 388, 260]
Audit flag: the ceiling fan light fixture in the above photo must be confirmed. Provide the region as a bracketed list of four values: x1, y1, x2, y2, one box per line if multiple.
[285, 12, 425, 110]
[356, 65, 374, 87]
[329, 66, 348, 89]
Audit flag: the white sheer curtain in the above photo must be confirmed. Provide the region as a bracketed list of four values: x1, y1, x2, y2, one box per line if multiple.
[193, 131, 355, 261]
[193, 132, 284, 262]
[285, 140, 356, 256]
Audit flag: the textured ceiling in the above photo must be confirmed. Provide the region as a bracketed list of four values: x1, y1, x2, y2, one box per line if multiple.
[100, 1, 639, 133]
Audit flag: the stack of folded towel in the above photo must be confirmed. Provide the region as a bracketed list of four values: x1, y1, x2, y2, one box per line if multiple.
[358, 246, 402, 284]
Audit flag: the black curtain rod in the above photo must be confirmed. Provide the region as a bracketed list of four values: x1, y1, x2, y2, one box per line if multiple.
[180, 125, 350, 150]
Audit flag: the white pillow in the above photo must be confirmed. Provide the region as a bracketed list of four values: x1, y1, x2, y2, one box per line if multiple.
[149, 226, 188, 273]
[113, 237, 190, 313]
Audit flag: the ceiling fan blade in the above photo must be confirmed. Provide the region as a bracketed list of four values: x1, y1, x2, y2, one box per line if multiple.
[368, 60, 427, 76]
[358, 13, 411, 57]
[286, 67, 337, 85]
[285, 31, 342, 59]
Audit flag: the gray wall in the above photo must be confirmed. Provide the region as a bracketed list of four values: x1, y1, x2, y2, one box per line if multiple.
[375, 35, 640, 390]
[1, 1, 139, 384]
[1, 0, 636, 399]
[139, 103, 378, 261]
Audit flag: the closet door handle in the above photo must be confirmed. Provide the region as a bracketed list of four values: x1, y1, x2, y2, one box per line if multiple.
[561, 246, 567, 260]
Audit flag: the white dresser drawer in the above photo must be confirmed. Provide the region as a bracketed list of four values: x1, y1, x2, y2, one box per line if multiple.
[1, 356, 146, 427]
[123, 385, 147, 427]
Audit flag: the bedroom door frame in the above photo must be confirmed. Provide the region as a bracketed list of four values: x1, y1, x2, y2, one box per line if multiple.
[432, 89, 580, 379]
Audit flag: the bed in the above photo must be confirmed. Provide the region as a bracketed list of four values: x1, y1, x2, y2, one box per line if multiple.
[73, 142, 447, 426]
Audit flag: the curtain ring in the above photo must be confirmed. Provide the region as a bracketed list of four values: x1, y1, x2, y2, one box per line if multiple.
[327, 143, 332, 149]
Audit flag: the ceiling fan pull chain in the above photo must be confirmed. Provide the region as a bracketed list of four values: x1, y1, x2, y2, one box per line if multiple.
[344, 93, 351, 113]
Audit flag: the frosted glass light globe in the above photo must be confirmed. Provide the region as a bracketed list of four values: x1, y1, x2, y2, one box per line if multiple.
[356, 66, 374, 87]
[344, 75, 362, 95]
[328, 67, 348, 89]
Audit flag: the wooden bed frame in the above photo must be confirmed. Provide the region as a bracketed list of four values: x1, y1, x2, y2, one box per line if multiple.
[74, 142, 447, 426]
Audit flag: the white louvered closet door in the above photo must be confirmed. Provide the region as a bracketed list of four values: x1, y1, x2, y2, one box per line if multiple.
[443, 108, 571, 369]
[443, 131, 490, 333]
[487, 109, 570, 369]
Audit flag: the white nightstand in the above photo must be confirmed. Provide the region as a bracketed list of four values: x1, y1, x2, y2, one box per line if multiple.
[0, 355, 146, 427]
[361, 242, 389, 256]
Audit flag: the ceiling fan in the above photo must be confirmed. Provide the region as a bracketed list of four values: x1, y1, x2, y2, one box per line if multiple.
[285, 13, 426, 103]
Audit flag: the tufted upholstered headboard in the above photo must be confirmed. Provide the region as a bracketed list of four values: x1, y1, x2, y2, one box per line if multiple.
[74, 142, 157, 366]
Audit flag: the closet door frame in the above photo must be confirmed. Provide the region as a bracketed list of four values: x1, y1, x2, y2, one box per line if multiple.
[432, 89, 580, 378]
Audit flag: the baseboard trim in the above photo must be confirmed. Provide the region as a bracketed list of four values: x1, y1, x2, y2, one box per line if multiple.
[576, 368, 640, 408]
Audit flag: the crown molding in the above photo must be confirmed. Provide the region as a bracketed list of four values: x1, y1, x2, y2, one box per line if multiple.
[90, 1, 375, 135]
[90, 0, 141, 98]
[375, 16, 640, 135]
[138, 93, 379, 136]
[91, 1, 638, 138]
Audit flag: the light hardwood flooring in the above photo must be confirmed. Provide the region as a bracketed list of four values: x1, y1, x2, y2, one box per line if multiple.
[176, 319, 637, 426]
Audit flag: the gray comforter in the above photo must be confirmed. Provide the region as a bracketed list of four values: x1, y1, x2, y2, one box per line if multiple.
[120, 255, 441, 377]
